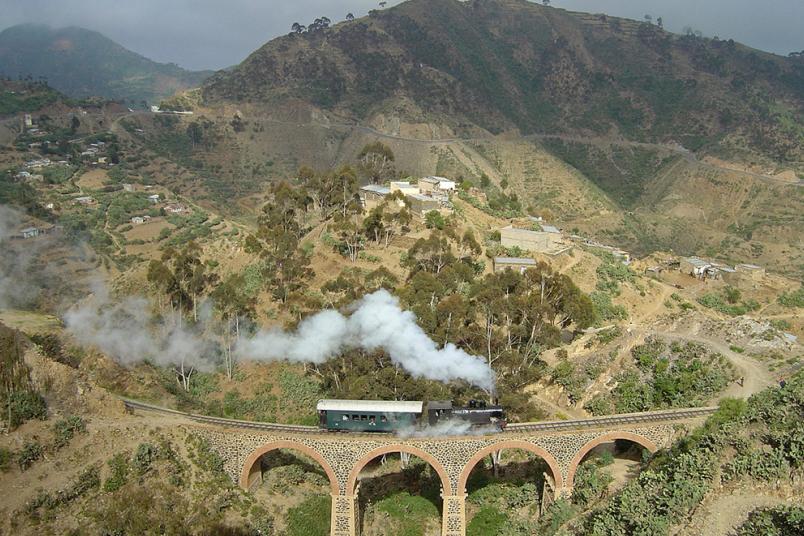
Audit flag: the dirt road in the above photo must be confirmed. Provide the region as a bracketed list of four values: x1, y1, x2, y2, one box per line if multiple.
[653, 330, 775, 399]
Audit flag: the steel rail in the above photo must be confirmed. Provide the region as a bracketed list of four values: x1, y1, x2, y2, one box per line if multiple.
[121, 397, 717, 436]
[504, 407, 717, 433]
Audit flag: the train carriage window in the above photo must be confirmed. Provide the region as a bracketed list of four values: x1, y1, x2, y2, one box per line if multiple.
[361, 415, 368, 421]
[352, 415, 359, 421]
[342, 414, 349, 421]
[381, 415, 387, 423]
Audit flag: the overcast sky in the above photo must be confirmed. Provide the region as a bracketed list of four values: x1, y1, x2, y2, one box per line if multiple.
[1, 0, 801, 71]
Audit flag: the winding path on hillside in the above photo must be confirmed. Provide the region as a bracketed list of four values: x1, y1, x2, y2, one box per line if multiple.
[652, 330, 775, 399]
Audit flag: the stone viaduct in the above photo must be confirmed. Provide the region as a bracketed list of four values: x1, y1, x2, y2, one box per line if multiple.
[123, 400, 715, 536]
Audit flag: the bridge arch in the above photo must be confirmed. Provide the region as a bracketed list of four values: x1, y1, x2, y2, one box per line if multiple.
[566, 431, 658, 489]
[240, 440, 339, 495]
[347, 444, 452, 495]
[457, 440, 564, 495]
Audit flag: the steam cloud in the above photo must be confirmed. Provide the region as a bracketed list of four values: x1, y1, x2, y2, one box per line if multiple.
[238, 290, 496, 391]
[64, 286, 216, 373]
[396, 419, 499, 438]
[1, 203, 493, 389]
[63, 286, 495, 390]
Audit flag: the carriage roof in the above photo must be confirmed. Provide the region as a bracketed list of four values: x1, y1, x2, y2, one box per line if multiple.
[316, 399, 423, 414]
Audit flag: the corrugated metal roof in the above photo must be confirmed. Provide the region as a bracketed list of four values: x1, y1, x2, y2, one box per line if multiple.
[494, 257, 536, 265]
[316, 399, 423, 413]
[360, 185, 391, 194]
[684, 257, 710, 268]
[541, 225, 561, 234]
[408, 193, 437, 201]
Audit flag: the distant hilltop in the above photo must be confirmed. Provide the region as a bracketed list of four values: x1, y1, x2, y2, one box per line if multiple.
[0, 24, 212, 104]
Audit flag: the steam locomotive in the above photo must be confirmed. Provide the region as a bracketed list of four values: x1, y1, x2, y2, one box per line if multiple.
[316, 399, 506, 433]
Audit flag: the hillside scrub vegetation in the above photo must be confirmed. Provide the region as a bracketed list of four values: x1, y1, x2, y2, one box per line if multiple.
[584, 337, 736, 415]
[566, 373, 804, 535]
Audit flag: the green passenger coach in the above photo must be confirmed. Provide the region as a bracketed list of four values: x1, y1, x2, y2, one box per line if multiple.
[317, 399, 422, 432]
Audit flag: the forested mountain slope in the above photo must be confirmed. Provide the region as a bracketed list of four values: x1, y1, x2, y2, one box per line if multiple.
[203, 0, 803, 162]
[0, 24, 211, 104]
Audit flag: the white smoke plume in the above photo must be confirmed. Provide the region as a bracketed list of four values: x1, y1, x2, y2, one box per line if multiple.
[64, 284, 215, 374]
[396, 419, 500, 438]
[238, 289, 496, 391]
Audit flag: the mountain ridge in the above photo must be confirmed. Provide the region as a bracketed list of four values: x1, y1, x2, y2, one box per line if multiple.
[0, 23, 212, 104]
[203, 0, 802, 162]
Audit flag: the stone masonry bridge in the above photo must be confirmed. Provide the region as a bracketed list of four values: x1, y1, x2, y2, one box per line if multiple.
[122, 400, 715, 536]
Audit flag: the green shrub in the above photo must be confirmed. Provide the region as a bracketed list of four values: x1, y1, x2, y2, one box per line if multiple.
[777, 287, 804, 308]
[286, 494, 331, 536]
[733, 505, 804, 536]
[53, 416, 86, 449]
[467, 507, 509, 536]
[697, 291, 761, 316]
[104, 453, 130, 492]
[132, 443, 157, 475]
[590, 291, 628, 322]
[373, 492, 439, 536]
[424, 211, 446, 230]
[18, 441, 43, 471]
[0, 446, 12, 472]
[572, 459, 614, 507]
[6, 390, 47, 429]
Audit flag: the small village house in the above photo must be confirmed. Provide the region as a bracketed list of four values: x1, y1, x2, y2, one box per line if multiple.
[418, 176, 456, 198]
[500, 224, 565, 254]
[73, 196, 97, 206]
[359, 185, 391, 211]
[679, 257, 719, 279]
[164, 204, 190, 215]
[406, 194, 441, 218]
[130, 215, 152, 225]
[122, 183, 135, 192]
[147, 194, 160, 204]
[390, 181, 419, 196]
[20, 227, 39, 239]
[735, 263, 765, 281]
[493, 257, 537, 274]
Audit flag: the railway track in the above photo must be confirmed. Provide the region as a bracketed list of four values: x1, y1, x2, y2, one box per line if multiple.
[505, 406, 717, 433]
[121, 398, 716, 436]
[120, 398, 319, 433]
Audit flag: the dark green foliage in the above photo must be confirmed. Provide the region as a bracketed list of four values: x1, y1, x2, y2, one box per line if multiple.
[424, 210, 446, 230]
[104, 452, 130, 492]
[0, 446, 12, 472]
[697, 289, 761, 316]
[579, 375, 804, 535]
[585, 338, 735, 414]
[24, 465, 100, 518]
[372, 492, 439, 536]
[0, 80, 61, 114]
[17, 441, 43, 471]
[52, 416, 86, 449]
[187, 433, 225, 475]
[467, 507, 509, 536]
[733, 505, 804, 536]
[539, 499, 579, 535]
[572, 458, 614, 508]
[6, 390, 48, 428]
[590, 291, 628, 323]
[286, 494, 331, 536]
[778, 287, 804, 308]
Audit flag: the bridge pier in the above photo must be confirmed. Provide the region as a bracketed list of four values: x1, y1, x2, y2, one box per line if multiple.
[442, 494, 467, 536]
[331, 493, 357, 536]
